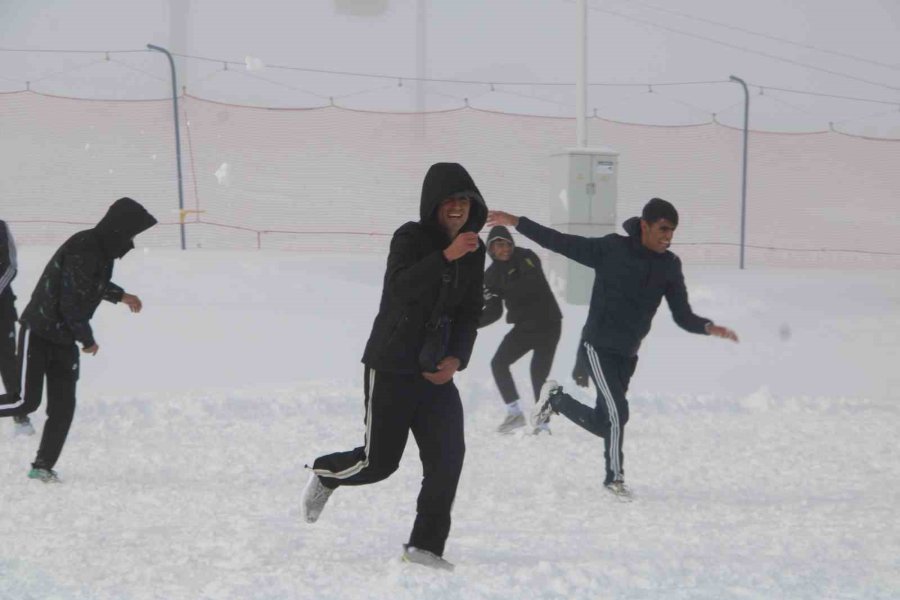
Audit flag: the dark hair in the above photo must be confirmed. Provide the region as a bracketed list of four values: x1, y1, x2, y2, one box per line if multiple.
[641, 197, 678, 226]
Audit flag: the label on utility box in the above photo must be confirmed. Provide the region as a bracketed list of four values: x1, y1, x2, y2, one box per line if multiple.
[595, 160, 615, 175]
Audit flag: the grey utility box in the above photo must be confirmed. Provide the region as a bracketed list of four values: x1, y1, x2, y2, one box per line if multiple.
[547, 147, 619, 305]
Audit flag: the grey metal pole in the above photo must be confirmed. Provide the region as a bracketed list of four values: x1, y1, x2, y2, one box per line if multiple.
[147, 43, 186, 250]
[576, 0, 588, 147]
[730, 75, 749, 269]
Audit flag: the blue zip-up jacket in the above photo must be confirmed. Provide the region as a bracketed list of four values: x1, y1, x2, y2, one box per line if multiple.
[516, 215, 710, 357]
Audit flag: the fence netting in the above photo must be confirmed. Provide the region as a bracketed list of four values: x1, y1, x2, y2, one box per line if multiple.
[2, 90, 899, 267]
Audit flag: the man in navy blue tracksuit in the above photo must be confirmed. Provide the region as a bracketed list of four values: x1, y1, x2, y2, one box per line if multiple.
[488, 198, 738, 496]
[302, 163, 486, 570]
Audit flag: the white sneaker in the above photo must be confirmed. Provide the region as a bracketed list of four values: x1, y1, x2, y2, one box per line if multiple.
[401, 544, 455, 572]
[13, 415, 35, 436]
[531, 422, 552, 435]
[604, 480, 633, 501]
[530, 380, 560, 428]
[496, 412, 526, 434]
[301, 471, 334, 523]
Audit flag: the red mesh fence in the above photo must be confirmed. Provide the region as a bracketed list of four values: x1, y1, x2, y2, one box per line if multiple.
[2, 91, 899, 267]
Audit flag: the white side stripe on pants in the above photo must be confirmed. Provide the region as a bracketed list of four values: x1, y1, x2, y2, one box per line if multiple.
[312, 368, 376, 479]
[2, 327, 28, 410]
[584, 342, 621, 480]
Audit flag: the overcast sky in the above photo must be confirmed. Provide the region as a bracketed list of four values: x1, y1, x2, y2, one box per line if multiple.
[1, 0, 898, 132]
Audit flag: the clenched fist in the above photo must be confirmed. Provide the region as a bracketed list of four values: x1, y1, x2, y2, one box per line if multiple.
[443, 232, 480, 262]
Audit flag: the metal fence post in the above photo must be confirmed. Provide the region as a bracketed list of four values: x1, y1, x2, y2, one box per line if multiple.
[147, 44, 187, 250]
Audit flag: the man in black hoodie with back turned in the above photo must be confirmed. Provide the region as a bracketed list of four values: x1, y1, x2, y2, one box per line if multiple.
[0, 197, 157, 482]
[488, 198, 737, 498]
[302, 163, 486, 571]
[479, 225, 562, 434]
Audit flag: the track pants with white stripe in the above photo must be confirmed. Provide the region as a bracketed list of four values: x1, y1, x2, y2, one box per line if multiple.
[311, 366, 465, 557]
[551, 342, 637, 485]
[0, 328, 80, 469]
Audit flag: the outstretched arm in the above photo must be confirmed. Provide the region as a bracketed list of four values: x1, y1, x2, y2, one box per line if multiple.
[666, 257, 738, 342]
[488, 211, 602, 268]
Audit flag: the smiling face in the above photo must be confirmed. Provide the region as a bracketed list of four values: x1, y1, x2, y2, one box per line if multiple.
[489, 239, 513, 261]
[437, 194, 471, 238]
[640, 218, 676, 253]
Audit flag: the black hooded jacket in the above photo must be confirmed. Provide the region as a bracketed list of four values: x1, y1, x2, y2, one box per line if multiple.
[20, 198, 157, 348]
[480, 225, 562, 328]
[0, 220, 17, 323]
[516, 215, 710, 357]
[362, 163, 487, 374]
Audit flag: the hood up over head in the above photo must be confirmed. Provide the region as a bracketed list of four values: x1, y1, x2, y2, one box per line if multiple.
[94, 197, 158, 259]
[419, 163, 487, 238]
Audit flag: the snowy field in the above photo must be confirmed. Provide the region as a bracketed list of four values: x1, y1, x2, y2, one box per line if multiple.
[1, 246, 897, 600]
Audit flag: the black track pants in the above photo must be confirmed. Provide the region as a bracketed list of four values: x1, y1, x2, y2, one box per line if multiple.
[0, 328, 79, 469]
[0, 292, 18, 399]
[312, 366, 465, 557]
[490, 320, 561, 405]
[550, 342, 637, 485]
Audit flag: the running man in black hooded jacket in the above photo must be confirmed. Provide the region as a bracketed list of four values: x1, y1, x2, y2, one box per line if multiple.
[302, 163, 486, 570]
[488, 198, 738, 497]
[0, 197, 157, 482]
[479, 225, 562, 434]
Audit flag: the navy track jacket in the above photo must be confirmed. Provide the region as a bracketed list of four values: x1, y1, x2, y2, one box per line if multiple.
[516, 216, 710, 357]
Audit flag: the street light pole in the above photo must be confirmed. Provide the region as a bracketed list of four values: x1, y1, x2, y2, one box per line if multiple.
[147, 43, 186, 250]
[730, 75, 749, 269]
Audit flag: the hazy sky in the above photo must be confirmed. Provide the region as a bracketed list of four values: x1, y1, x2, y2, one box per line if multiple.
[1, 0, 898, 132]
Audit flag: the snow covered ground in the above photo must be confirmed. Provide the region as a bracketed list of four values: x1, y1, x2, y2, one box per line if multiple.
[1, 247, 897, 600]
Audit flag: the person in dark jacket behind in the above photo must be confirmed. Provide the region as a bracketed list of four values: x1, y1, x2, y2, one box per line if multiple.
[301, 163, 487, 571]
[0, 198, 157, 482]
[479, 225, 562, 434]
[0, 220, 20, 410]
[488, 198, 738, 498]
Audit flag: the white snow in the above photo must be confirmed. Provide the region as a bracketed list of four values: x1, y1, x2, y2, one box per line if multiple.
[1, 247, 897, 600]
[214, 162, 230, 186]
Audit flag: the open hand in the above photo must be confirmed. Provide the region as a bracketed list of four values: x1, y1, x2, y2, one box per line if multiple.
[707, 324, 739, 342]
[122, 293, 143, 313]
[486, 210, 519, 228]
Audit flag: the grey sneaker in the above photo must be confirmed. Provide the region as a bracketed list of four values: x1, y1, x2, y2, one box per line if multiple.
[301, 471, 334, 523]
[13, 415, 35, 436]
[496, 412, 526, 434]
[531, 422, 552, 435]
[28, 467, 61, 483]
[401, 544, 455, 572]
[531, 380, 560, 428]
[604, 480, 633, 501]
